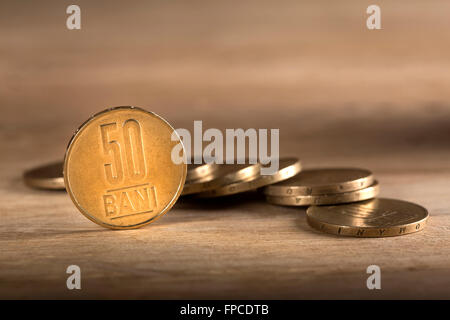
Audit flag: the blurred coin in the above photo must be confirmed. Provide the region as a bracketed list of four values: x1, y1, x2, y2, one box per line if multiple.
[64, 106, 186, 229]
[306, 198, 428, 237]
[264, 168, 374, 196]
[265, 180, 379, 206]
[186, 161, 220, 182]
[23, 161, 65, 190]
[181, 163, 260, 196]
[199, 157, 301, 198]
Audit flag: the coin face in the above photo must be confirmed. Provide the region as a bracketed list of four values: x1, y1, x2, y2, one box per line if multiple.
[199, 157, 301, 198]
[306, 198, 429, 237]
[23, 161, 65, 190]
[264, 168, 373, 196]
[265, 181, 379, 206]
[64, 106, 186, 229]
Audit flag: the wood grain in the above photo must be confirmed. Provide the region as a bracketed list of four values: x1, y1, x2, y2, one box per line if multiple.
[1, 0, 450, 299]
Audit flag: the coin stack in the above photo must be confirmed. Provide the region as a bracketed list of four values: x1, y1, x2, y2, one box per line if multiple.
[183, 158, 301, 198]
[23, 106, 429, 236]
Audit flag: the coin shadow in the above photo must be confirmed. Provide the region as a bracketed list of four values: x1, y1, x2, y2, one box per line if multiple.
[174, 191, 266, 212]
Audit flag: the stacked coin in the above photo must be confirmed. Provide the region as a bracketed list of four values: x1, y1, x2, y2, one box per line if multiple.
[193, 158, 302, 198]
[263, 168, 378, 206]
[263, 168, 429, 237]
[182, 162, 259, 195]
[23, 157, 301, 198]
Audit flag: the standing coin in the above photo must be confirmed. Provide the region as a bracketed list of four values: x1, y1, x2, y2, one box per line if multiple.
[186, 161, 220, 182]
[265, 181, 379, 206]
[198, 157, 301, 198]
[64, 106, 186, 229]
[181, 163, 260, 196]
[306, 198, 429, 237]
[263, 168, 374, 196]
[23, 161, 65, 190]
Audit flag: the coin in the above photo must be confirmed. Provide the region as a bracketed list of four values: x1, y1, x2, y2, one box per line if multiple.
[263, 168, 374, 196]
[306, 198, 429, 237]
[181, 173, 218, 195]
[186, 161, 220, 182]
[198, 157, 301, 198]
[181, 163, 260, 196]
[64, 106, 186, 229]
[23, 161, 65, 190]
[265, 180, 379, 206]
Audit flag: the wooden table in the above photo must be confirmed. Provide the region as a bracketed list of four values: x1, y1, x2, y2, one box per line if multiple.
[1, 0, 449, 299]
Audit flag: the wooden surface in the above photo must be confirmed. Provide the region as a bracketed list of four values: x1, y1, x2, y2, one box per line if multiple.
[1, 0, 450, 299]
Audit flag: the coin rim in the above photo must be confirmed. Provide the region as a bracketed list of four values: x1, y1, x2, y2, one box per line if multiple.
[24, 161, 65, 190]
[263, 168, 374, 196]
[198, 158, 302, 198]
[265, 180, 380, 206]
[63, 106, 187, 230]
[186, 162, 220, 182]
[306, 198, 429, 237]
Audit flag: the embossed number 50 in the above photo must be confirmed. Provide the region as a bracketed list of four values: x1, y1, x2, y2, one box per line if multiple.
[100, 119, 146, 184]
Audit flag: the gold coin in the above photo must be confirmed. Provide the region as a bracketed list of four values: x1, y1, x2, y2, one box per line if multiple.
[181, 173, 218, 195]
[186, 161, 220, 182]
[198, 157, 301, 198]
[64, 106, 186, 229]
[263, 168, 374, 196]
[23, 161, 65, 190]
[306, 198, 429, 237]
[265, 180, 379, 206]
[181, 163, 260, 196]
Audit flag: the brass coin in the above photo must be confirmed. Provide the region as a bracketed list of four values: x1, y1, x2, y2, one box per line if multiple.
[199, 157, 301, 198]
[181, 173, 218, 195]
[186, 161, 220, 182]
[264, 168, 374, 196]
[181, 163, 260, 196]
[265, 180, 379, 206]
[23, 161, 65, 190]
[306, 198, 429, 237]
[64, 106, 186, 229]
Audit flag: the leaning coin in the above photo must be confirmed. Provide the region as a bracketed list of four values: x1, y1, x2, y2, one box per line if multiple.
[264, 168, 374, 196]
[186, 161, 220, 182]
[23, 161, 65, 190]
[198, 157, 301, 198]
[64, 106, 186, 229]
[181, 173, 218, 196]
[181, 163, 260, 196]
[306, 198, 429, 237]
[265, 180, 379, 206]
